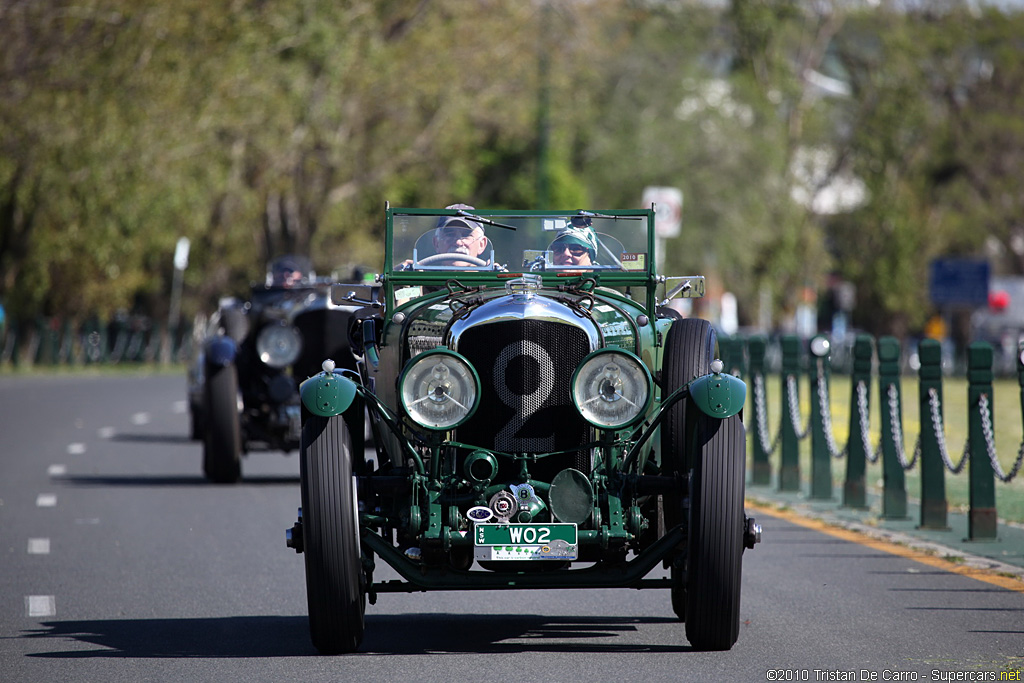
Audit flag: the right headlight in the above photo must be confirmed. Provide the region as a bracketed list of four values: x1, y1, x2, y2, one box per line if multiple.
[572, 348, 652, 429]
[400, 349, 480, 430]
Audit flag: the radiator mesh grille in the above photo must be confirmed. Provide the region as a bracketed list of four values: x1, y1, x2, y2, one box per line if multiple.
[456, 319, 591, 479]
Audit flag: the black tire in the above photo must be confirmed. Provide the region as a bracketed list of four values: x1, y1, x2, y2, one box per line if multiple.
[188, 398, 205, 441]
[202, 364, 242, 483]
[300, 414, 365, 654]
[661, 318, 718, 478]
[660, 318, 717, 615]
[684, 413, 746, 651]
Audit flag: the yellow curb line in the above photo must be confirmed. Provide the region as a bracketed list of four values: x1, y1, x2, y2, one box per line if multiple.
[746, 500, 1024, 594]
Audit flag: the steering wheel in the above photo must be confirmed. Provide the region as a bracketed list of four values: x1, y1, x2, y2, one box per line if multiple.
[415, 253, 489, 267]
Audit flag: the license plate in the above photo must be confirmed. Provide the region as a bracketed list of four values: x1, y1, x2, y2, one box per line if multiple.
[473, 523, 577, 561]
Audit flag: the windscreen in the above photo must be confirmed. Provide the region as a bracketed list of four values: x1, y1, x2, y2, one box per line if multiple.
[390, 212, 651, 275]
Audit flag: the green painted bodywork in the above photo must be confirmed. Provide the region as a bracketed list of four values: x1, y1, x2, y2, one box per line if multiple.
[688, 371, 747, 419]
[299, 371, 357, 417]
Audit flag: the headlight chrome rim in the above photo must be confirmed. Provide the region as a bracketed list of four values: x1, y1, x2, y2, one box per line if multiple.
[256, 322, 302, 368]
[571, 348, 652, 429]
[400, 349, 480, 431]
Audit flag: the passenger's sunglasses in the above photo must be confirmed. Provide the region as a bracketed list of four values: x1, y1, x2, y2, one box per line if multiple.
[554, 243, 588, 257]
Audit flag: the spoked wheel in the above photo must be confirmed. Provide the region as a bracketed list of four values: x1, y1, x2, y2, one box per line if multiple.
[659, 318, 717, 617]
[202, 363, 242, 483]
[684, 413, 746, 651]
[300, 414, 365, 654]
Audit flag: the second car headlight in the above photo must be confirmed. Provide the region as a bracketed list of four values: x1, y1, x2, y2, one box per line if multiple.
[400, 349, 480, 430]
[256, 322, 302, 368]
[572, 349, 652, 429]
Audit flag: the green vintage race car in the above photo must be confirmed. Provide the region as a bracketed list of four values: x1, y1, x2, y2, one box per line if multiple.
[286, 205, 760, 654]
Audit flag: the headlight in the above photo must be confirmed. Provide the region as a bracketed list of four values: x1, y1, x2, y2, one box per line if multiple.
[572, 349, 652, 429]
[400, 349, 480, 430]
[256, 323, 302, 368]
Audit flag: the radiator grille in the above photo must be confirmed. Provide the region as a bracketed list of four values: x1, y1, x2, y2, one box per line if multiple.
[456, 319, 592, 480]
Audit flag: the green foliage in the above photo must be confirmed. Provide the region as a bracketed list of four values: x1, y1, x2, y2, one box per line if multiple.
[0, 0, 1020, 339]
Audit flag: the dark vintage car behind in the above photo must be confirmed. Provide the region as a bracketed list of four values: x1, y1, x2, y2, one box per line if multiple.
[189, 274, 363, 483]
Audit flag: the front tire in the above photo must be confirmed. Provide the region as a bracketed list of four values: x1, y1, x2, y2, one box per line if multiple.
[660, 318, 717, 615]
[684, 413, 746, 651]
[300, 414, 365, 654]
[202, 364, 242, 483]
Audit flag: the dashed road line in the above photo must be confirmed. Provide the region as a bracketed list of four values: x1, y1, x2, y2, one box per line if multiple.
[27, 538, 51, 554]
[25, 595, 56, 617]
[98, 426, 116, 439]
[47, 464, 67, 477]
[131, 412, 150, 425]
[35, 494, 57, 508]
[67, 442, 85, 455]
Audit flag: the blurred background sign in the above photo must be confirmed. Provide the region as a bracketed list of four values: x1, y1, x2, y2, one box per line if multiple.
[929, 258, 990, 307]
[642, 186, 683, 239]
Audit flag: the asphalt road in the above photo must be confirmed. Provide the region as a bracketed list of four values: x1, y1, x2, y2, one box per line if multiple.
[2, 373, 1022, 682]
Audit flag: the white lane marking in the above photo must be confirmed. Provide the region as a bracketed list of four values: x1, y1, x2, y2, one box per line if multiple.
[26, 595, 56, 617]
[67, 443, 85, 455]
[36, 494, 57, 508]
[98, 427, 116, 439]
[131, 412, 150, 425]
[28, 538, 51, 554]
[47, 464, 67, 477]
[173, 400, 187, 414]
[75, 518, 101, 525]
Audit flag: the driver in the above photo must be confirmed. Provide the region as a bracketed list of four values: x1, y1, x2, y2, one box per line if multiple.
[550, 217, 600, 268]
[431, 207, 489, 267]
[268, 255, 311, 288]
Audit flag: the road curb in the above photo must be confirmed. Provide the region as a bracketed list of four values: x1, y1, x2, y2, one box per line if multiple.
[746, 494, 1024, 590]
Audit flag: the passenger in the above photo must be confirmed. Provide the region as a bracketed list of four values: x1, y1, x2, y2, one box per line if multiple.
[550, 217, 600, 268]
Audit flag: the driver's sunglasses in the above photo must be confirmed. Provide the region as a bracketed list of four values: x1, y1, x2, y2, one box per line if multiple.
[437, 228, 480, 242]
[554, 242, 588, 257]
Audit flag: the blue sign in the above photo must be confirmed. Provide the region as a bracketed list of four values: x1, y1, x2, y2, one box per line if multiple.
[928, 258, 990, 306]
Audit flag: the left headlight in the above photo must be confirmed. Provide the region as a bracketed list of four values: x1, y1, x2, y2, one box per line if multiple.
[400, 349, 480, 430]
[256, 322, 302, 368]
[572, 349, 652, 429]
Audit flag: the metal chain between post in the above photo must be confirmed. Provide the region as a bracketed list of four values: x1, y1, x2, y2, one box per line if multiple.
[886, 382, 919, 470]
[753, 373, 781, 456]
[926, 387, 970, 474]
[786, 374, 810, 440]
[856, 381, 882, 463]
[976, 393, 1024, 483]
[816, 359, 847, 459]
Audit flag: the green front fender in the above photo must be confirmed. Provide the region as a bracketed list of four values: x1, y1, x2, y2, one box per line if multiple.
[300, 370, 358, 417]
[688, 371, 746, 419]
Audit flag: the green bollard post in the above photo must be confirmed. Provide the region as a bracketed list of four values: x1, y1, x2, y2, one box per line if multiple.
[917, 339, 949, 529]
[967, 342, 997, 541]
[878, 336, 907, 519]
[59, 319, 73, 365]
[748, 335, 771, 485]
[809, 335, 833, 499]
[844, 334, 875, 509]
[779, 335, 801, 492]
[719, 336, 746, 377]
